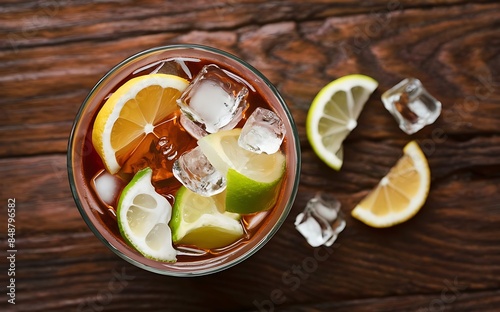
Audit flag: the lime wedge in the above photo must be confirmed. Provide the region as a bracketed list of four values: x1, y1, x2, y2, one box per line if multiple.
[170, 186, 244, 249]
[198, 128, 285, 214]
[117, 167, 176, 262]
[306, 74, 378, 170]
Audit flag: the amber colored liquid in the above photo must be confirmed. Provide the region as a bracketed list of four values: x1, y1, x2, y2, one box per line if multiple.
[82, 56, 288, 262]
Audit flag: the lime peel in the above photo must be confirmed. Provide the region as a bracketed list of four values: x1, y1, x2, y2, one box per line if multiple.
[170, 186, 243, 250]
[225, 166, 284, 214]
[198, 128, 286, 214]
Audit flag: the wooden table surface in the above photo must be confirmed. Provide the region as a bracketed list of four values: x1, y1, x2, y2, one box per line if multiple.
[1, 1, 499, 311]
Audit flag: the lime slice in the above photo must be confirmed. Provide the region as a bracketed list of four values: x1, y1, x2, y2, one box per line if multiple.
[170, 186, 243, 249]
[117, 167, 176, 262]
[306, 74, 378, 170]
[352, 141, 430, 228]
[198, 128, 285, 214]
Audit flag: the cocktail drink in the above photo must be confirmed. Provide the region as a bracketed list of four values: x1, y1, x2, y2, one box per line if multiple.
[68, 45, 300, 276]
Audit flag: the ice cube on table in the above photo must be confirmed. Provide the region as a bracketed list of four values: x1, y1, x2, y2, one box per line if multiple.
[294, 193, 346, 247]
[172, 146, 226, 197]
[91, 170, 126, 208]
[238, 107, 286, 154]
[177, 64, 249, 134]
[382, 78, 442, 135]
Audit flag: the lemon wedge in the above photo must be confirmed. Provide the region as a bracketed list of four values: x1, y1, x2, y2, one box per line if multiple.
[92, 74, 189, 174]
[351, 141, 430, 228]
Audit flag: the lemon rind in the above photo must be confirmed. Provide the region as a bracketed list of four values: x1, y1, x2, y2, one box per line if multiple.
[351, 141, 430, 228]
[306, 74, 378, 170]
[93, 74, 188, 174]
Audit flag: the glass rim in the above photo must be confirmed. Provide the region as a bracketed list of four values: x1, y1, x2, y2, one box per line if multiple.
[67, 44, 301, 277]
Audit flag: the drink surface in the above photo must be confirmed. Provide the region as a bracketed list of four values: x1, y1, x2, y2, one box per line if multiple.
[80, 54, 290, 264]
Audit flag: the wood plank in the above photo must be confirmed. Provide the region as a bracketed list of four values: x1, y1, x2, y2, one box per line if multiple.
[1, 0, 495, 50]
[7, 222, 500, 311]
[1, 143, 499, 310]
[302, 135, 500, 195]
[1, 3, 498, 158]
[279, 289, 500, 311]
[2, 1, 499, 311]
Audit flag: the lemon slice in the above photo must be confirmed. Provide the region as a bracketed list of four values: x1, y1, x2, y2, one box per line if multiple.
[170, 186, 243, 249]
[92, 74, 189, 174]
[198, 128, 285, 214]
[351, 141, 430, 228]
[306, 74, 378, 170]
[117, 167, 176, 262]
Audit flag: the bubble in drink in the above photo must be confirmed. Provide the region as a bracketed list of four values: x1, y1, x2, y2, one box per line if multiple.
[382, 78, 441, 135]
[238, 107, 286, 154]
[172, 146, 227, 197]
[177, 64, 249, 134]
[294, 193, 346, 247]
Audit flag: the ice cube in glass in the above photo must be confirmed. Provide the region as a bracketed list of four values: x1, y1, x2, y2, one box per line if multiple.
[179, 113, 209, 140]
[141, 57, 200, 80]
[91, 170, 126, 208]
[177, 64, 249, 134]
[382, 78, 441, 135]
[294, 193, 346, 247]
[238, 107, 286, 154]
[172, 146, 226, 197]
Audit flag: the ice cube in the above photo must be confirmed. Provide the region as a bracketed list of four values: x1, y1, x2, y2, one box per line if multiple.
[243, 210, 270, 230]
[179, 105, 247, 140]
[132, 57, 201, 80]
[294, 193, 346, 247]
[172, 146, 226, 197]
[177, 64, 249, 134]
[238, 108, 286, 154]
[152, 57, 201, 80]
[382, 78, 442, 135]
[91, 170, 126, 207]
[180, 113, 208, 140]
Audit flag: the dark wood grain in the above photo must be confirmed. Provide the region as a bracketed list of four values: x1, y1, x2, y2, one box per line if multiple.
[1, 150, 499, 311]
[1, 2, 499, 157]
[1, 0, 499, 311]
[286, 290, 500, 312]
[1, 0, 495, 50]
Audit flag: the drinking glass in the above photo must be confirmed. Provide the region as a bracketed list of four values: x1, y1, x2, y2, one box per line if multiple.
[67, 44, 301, 276]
